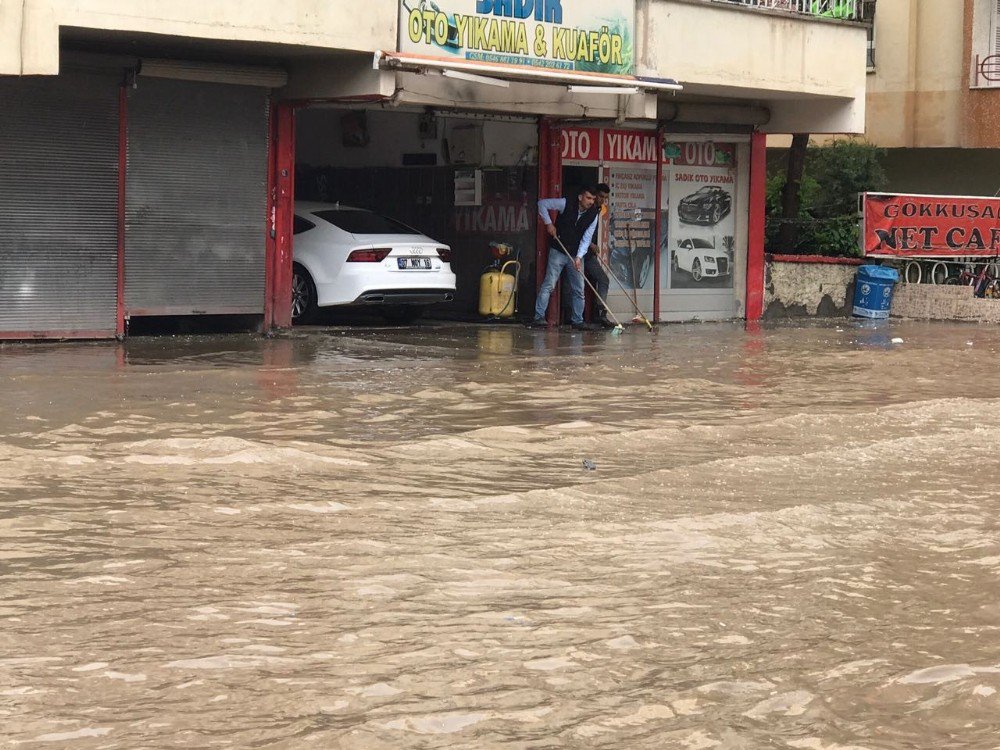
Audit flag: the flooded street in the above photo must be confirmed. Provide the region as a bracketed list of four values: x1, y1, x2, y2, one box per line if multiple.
[5, 319, 1000, 748]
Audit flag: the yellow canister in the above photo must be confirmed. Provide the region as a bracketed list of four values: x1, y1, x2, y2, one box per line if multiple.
[478, 263, 518, 317]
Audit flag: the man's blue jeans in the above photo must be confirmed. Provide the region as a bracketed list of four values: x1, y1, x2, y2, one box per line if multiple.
[534, 248, 584, 324]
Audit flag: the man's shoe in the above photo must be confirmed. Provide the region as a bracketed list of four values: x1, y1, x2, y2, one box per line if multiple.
[526, 318, 549, 329]
[598, 318, 617, 329]
[571, 321, 599, 331]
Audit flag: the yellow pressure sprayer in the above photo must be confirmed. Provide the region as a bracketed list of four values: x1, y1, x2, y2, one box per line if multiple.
[479, 242, 521, 318]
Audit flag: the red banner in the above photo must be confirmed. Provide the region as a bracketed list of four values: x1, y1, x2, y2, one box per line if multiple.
[559, 127, 739, 167]
[863, 192, 1000, 257]
[560, 128, 601, 162]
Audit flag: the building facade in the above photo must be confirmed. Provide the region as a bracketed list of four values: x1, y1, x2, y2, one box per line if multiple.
[862, 0, 1000, 195]
[0, 0, 870, 338]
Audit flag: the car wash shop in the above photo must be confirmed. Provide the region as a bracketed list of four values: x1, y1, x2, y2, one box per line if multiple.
[279, 0, 765, 328]
[558, 128, 751, 323]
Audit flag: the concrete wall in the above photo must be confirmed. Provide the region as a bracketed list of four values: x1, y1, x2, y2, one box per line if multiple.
[296, 109, 538, 168]
[0, 0, 395, 75]
[764, 257, 861, 318]
[863, 0, 1000, 150]
[881, 147, 1000, 195]
[963, 0, 1000, 148]
[865, 0, 965, 148]
[892, 283, 1000, 322]
[644, 0, 868, 133]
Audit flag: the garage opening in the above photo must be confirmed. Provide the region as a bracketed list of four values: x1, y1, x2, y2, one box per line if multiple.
[292, 107, 539, 324]
[124, 77, 270, 320]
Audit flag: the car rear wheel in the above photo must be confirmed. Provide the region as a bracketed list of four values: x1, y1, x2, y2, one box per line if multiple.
[292, 263, 318, 324]
[380, 305, 425, 325]
[710, 206, 722, 224]
[691, 258, 703, 282]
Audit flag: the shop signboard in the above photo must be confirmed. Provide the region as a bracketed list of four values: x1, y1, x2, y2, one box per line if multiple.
[398, 0, 635, 76]
[863, 192, 1000, 257]
[560, 129, 737, 167]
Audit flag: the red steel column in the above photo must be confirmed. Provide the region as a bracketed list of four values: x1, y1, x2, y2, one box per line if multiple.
[653, 126, 664, 322]
[264, 100, 278, 330]
[746, 130, 767, 321]
[269, 102, 296, 330]
[116, 85, 127, 338]
[536, 118, 562, 325]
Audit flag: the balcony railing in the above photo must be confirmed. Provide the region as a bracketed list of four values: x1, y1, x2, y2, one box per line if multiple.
[715, 0, 867, 22]
[974, 54, 1000, 88]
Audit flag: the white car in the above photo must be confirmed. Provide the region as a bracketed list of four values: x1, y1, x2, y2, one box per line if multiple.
[292, 202, 456, 323]
[673, 237, 731, 282]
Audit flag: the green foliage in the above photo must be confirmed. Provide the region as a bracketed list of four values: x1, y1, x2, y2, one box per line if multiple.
[766, 139, 887, 257]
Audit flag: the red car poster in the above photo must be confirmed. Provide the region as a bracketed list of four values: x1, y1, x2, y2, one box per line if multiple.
[863, 192, 1000, 257]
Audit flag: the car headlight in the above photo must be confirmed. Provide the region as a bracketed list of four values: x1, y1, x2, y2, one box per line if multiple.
[703, 256, 714, 262]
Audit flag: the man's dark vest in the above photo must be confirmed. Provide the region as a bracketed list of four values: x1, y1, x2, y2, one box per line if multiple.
[553, 198, 599, 256]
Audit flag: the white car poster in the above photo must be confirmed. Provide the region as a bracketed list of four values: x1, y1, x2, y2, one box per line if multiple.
[668, 165, 736, 290]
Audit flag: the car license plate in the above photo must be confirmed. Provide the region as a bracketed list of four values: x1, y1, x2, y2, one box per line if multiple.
[398, 258, 431, 269]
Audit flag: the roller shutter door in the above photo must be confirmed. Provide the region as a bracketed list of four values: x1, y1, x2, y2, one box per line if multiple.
[125, 78, 268, 316]
[0, 73, 119, 337]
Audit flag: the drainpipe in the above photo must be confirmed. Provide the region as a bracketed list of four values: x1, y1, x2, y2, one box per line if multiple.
[5, 0, 27, 74]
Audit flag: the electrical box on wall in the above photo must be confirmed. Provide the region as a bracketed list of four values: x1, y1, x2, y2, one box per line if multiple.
[454, 168, 482, 206]
[447, 123, 483, 165]
[418, 113, 438, 141]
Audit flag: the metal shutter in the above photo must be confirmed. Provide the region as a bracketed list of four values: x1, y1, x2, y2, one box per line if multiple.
[0, 73, 119, 337]
[125, 78, 268, 316]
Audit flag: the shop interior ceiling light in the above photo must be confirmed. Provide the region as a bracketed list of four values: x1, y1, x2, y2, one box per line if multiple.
[441, 70, 510, 88]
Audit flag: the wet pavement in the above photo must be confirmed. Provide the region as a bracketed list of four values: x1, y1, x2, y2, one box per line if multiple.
[4, 318, 1000, 748]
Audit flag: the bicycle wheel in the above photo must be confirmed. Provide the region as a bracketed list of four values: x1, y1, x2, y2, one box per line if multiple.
[904, 261, 922, 284]
[930, 261, 949, 285]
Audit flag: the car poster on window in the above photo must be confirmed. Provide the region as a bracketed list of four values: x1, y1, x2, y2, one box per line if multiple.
[667, 161, 736, 290]
[605, 165, 656, 292]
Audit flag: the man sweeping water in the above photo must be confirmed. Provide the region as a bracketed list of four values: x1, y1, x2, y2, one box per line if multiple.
[528, 186, 602, 331]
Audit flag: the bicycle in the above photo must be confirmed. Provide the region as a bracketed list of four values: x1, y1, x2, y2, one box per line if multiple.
[944, 257, 1000, 297]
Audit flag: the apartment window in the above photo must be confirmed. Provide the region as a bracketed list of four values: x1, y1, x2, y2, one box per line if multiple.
[973, 0, 1000, 86]
[993, 0, 1000, 55]
[863, 0, 876, 70]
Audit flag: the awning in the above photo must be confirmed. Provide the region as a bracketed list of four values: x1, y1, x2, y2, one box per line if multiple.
[374, 51, 682, 94]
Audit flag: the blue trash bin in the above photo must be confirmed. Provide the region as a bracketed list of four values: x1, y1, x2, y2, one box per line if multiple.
[853, 264, 900, 319]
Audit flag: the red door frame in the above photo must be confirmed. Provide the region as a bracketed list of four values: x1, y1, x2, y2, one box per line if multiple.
[746, 130, 767, 321]
[652, 126, 664, 322]
[266, 101, 296, 331]
[537, 118, 563, 324]
[116, 84, 128, 338]
[745, 130, 766, 321]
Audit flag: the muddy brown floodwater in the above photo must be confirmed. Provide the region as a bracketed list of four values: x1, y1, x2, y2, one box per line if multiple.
[4, 319, 1000, 748]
